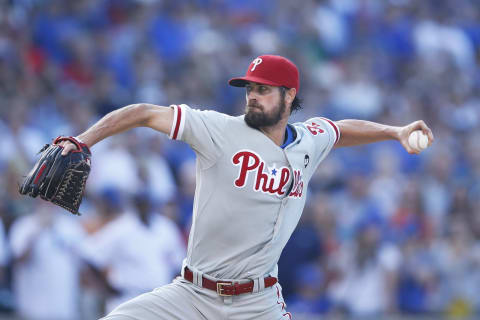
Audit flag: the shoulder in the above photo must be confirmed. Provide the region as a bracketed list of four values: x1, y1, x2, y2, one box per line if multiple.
[293, 117, 340, 144]
[170, 104, 246, 140]
[172, 104, 233, 121]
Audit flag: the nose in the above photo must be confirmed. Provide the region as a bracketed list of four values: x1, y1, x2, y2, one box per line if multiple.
[247, 97, 258, 107]
[246, 91, 260, 104]
[246, 86, 259, 98]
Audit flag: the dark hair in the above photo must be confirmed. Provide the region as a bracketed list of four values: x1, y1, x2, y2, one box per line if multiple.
[281, 87, 303, 114]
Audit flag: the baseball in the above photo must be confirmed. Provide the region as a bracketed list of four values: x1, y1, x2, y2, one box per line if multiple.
[408, 130, 429, 151]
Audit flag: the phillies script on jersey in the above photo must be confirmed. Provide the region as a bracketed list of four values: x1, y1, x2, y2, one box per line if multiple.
[232, 150, 303, 198]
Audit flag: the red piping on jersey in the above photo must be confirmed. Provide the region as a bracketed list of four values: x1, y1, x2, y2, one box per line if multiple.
[172, 105, 182, 140]
[276, 285, 291, 319]
[321, 117, 340, 144]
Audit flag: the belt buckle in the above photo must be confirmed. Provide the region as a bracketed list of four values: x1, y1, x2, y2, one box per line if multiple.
[216, 282, 233, 296]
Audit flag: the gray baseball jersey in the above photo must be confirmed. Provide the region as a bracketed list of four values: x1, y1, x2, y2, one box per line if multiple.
[102, 104, 339, 319]
[169, 104, 339, 281]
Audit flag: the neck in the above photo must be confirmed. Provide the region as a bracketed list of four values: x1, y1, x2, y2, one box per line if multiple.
[259, 117, 289, 146]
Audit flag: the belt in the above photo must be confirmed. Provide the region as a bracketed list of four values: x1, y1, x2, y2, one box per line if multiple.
[183, 267, 277, 296]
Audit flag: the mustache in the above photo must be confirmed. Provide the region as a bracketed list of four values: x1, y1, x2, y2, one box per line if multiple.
[247, 101, 263, 110]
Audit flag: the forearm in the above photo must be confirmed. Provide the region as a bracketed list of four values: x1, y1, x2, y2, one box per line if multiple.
[77, 104, 146, 147]
[335, 119, 400, 148]
[77, 103, 171, 147]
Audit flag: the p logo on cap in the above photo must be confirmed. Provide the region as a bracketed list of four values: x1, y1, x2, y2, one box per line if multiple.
[251, 58, 263, 71]
[228, 55, 300, 92]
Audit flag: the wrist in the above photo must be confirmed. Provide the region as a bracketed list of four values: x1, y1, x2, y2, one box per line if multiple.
[76, 134, 92, 148]
[385, 126, 402, 141]
[75, 136, 85, 144]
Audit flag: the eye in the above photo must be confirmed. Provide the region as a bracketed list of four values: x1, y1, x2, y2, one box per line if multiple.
[259, 86, 267, 93]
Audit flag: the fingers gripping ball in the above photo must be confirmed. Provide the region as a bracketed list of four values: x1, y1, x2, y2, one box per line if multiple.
[408, 130, 429, 151]
[19, 136, 91, 215]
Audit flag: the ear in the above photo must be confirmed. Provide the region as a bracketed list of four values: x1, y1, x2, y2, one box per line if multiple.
[285, 88, 296, 105]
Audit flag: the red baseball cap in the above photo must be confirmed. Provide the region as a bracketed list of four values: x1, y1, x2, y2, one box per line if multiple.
[229, 55, 300, 92]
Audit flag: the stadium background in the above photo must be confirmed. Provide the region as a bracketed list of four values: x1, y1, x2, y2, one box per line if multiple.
[0, 0, 479, 319]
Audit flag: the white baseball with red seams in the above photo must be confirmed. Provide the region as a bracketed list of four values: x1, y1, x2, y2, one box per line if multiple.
[408, 130, 429, 150]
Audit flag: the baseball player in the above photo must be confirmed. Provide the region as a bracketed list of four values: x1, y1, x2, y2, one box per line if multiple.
[60, 55, 434, 319]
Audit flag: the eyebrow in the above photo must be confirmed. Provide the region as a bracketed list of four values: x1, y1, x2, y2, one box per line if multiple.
[246, 83, 269, 88]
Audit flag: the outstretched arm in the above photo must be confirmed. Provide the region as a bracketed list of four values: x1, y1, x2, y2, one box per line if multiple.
[60, 103, 174, 154]
[335, 119, 434, 154]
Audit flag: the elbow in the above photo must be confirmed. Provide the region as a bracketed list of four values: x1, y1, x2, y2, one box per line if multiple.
[132, 102, 148, 113]
[131, 103, 154, 127]
[122, 103, 172, 133]
[134, 103, 170, 129]
[107, 103, 151, 128]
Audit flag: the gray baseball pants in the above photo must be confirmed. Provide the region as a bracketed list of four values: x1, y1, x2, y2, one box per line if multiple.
[100, 277, 292, 320]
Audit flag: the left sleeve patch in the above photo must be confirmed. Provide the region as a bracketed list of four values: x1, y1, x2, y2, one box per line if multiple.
[319, 117, 340, 144]
[306, 122, 325, 136]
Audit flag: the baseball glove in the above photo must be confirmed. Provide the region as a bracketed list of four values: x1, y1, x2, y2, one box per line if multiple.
[19, 136, 91, 215]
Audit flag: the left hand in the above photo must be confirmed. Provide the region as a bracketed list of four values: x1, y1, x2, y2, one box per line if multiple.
[397, 120, 434, 154]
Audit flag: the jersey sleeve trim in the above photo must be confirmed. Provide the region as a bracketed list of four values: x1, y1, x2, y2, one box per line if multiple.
[319, 117, 340, 144]
[169, 104, 186, 140]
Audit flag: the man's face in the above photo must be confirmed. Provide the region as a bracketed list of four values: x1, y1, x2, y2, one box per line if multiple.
[244, 82, 287, 129]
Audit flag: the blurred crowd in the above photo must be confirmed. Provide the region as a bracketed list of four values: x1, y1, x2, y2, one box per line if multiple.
[0, 0, 479, 319]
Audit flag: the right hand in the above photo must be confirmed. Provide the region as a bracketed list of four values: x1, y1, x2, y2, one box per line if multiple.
[396, 120, 434, 154]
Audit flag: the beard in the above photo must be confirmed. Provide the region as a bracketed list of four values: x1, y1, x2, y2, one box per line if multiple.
[244, 99, 286, 129]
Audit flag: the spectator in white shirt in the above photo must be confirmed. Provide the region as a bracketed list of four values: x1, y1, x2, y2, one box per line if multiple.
[9, 201, 85, 320]
[80, 188, 186, 313]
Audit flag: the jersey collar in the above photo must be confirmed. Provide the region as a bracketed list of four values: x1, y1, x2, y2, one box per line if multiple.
[280, 124, 296, 149]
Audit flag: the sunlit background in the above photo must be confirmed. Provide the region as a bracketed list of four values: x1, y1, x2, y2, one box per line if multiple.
[0, 0, 479, 319]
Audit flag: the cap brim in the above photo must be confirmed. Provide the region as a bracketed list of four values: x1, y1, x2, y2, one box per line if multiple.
[228, 76, 282, 88]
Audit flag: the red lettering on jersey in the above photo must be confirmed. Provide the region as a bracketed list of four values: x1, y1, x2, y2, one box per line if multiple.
[255, 162, 271, 192]
[277, 168, 290, 195]
[232, 151, 260, 187]
[232, 150, 292, 196]
[306, 122, 324, 136]
[289, 170, 304, 198]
